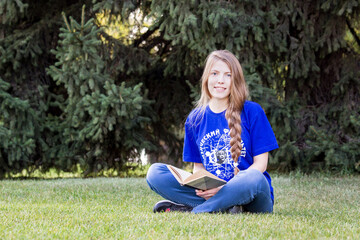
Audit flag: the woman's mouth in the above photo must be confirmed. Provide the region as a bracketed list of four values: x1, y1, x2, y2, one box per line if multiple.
[214, 86, 226, 92]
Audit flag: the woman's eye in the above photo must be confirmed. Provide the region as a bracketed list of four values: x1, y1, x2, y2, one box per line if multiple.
[211, 72, 217, 76]
[227, 74, 231, 77]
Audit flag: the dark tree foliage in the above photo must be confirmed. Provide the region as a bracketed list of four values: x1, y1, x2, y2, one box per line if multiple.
[0, 0, 155, 176]
[1, 0, 359, 177]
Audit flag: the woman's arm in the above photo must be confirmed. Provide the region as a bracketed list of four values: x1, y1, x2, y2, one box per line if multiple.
[248, 152, 268, 173]
[193, 162, 206, 173]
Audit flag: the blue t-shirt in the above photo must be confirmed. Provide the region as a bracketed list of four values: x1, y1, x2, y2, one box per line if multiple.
[183, 101, 279, 201]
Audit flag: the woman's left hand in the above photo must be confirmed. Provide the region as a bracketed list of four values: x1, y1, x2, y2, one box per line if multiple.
[195, 186, 223, 200]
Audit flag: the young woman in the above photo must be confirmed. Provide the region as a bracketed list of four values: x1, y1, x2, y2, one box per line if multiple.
[146, 50, 278, 214]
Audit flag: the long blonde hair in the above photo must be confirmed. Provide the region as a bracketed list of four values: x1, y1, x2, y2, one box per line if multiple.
[196, 50, 248, 174]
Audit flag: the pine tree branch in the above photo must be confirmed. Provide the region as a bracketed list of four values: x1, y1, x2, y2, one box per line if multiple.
[132, 25, 160, 48]
[346, 18, 360, 48]
[143, 36, 171, 53]
[132, 17, 165, 48]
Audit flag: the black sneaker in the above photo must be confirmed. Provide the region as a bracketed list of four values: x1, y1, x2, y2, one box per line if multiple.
[227, 205, 244, 214]
[153, 200, 193, 213]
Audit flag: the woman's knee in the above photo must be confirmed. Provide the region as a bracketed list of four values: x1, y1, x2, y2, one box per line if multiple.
[245, 168, 270, 192]
[232, 168, 268, 192]
[146, 163, 167, 185]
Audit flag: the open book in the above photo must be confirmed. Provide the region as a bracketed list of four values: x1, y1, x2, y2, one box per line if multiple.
[167, 165, 226, 190]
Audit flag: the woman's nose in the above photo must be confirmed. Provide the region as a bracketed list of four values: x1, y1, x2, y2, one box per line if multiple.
[217, 74, 225, 83]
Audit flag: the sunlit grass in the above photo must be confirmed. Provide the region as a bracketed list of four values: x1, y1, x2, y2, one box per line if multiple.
[4, 164, 150, 179]
[0, 175, 359, 239]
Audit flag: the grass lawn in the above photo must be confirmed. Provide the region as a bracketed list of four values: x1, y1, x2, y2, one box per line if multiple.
[0, 174, 359, 239]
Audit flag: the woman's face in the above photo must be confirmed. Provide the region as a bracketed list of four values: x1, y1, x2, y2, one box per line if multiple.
[207, 60, 232, 105]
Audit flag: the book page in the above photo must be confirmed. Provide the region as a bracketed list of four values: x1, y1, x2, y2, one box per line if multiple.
[167, 165, 192, 184]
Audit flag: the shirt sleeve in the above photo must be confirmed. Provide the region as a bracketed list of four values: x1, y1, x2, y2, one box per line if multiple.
[183, 118, 202, 163]
[250, 105, 279, 156]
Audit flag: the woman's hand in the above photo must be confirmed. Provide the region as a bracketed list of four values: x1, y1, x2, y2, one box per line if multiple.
[195, 185, 223, 200]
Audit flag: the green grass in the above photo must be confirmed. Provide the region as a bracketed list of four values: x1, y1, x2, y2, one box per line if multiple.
[4, 164, 150, 179]
[0, 175, 359, 239]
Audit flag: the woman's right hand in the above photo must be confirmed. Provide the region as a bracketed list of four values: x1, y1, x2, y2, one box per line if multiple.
[195, 186, 224, 200]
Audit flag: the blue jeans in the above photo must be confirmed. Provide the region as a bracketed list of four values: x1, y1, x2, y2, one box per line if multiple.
[146, 163, 273, 214]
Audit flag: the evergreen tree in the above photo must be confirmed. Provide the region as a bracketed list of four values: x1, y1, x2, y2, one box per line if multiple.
[1, 0, 359, 176]
[97, 0, 360, 172]
[47, 7, 154, 174]
[0, 77, 37, 176]
[0, 0, 155, 176]
[0, 0, 68, 176]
